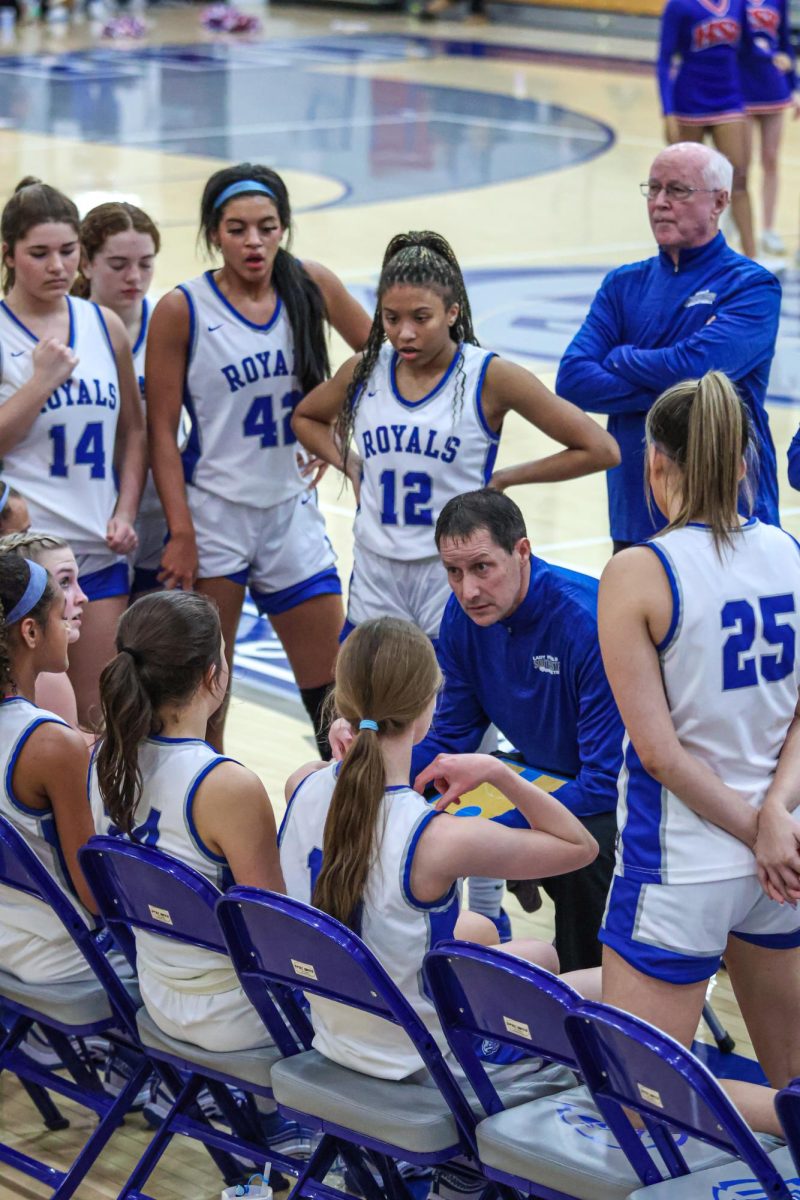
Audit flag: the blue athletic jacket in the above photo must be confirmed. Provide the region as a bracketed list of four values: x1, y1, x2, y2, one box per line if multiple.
[556, 233, 781, 544]
[410, 558, 623, 818]
[788, 427, 800, 490]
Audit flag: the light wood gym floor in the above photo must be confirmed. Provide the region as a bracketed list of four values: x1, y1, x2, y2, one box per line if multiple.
[1, 4, 798, 1193]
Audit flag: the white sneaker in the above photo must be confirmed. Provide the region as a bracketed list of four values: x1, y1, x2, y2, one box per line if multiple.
[761, 230, 785, 255]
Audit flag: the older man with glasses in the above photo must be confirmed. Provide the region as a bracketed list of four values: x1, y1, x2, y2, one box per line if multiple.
[557, 141, 781, 552]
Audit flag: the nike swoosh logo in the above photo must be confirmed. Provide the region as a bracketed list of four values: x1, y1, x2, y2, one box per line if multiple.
[367, 390, 377, 396]
[207, 324, 223, 332]
[10, 351, 25, 357]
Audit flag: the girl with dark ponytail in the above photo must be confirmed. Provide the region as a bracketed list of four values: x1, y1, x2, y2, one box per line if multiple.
[292, 230, 619, 640]
[599, 370, 800, 1136]
[92, 590, 291, 1060]
[280, 616, 598, 1081]
[146, 164, 371, 755]
[0, 554, 100, 984]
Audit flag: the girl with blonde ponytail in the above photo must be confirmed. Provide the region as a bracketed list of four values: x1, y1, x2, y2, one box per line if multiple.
[599, 369, 800, 1136]
[292, 230, 619, 641]
[280, 616, 599, 1082]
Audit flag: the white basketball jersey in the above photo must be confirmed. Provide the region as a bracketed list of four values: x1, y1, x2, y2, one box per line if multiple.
[618, 519, 800, 885]
[279, 761, 459, 1079]
[90, 735, 238, 996]
[0, 697, 94, 983]
[179, 273, 306, 508]
[0, 297, 121, 551]
[353, 342, 499, 561]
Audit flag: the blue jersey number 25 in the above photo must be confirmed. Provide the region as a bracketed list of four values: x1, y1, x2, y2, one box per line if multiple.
[721, 594, 796, 690]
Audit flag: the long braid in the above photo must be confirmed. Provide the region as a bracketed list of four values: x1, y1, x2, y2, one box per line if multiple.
[337, 231, 477, 474]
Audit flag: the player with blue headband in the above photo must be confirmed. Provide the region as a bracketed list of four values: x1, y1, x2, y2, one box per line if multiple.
[146, 162, 372, 756]
[0, 551, 103, 985]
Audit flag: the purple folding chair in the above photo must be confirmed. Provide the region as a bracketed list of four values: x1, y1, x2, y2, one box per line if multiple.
[424, 941, 756, 1200]
[566, 1000, 794, 1200]
[0, 816, 152, 1200]
[216, 887, 496, 1200]
[78, 835, 311, 1199]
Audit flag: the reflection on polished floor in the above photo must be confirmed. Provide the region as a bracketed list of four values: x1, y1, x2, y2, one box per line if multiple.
[0, 9, 797, 1196]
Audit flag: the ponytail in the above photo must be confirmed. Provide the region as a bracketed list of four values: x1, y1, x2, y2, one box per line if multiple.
[96, 591, 223, 834]
[95, 651, 154, 834]
[646, 370, 754, 553]
[311, 617, 441, 931]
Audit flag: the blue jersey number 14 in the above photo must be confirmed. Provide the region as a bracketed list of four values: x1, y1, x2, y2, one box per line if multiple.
[49, 422, 106, 479]
[721, 594, 796, 690]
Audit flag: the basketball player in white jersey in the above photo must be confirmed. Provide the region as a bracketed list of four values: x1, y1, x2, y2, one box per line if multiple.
[147, 164, 371, 755]
[78, 201, 163, 599]
[91, 589, 286, 1053]
[0, 554, 99, 984]
[0, 531, 88, 734]
[599, 370, 800, 1135]
[292, 231, 619, 641]
[0, 179, 146, 729]
[280, 616, 599, 1082]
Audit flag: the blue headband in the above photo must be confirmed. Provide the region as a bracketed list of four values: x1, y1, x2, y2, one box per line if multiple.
[213, 180, 276, 211]
[0, 483, 9, 515]
[5, 559, 48, 625]
[359, 719, 378, 732]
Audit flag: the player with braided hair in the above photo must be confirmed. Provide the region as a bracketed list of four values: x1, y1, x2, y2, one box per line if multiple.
[293, 230, 619, 639]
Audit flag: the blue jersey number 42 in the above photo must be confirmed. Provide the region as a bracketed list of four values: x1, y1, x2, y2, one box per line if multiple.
[721, 593, 796, 690]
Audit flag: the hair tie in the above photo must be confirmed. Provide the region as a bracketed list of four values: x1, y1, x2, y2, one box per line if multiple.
[5, 559, 47, 625]
[119, 646, 142, 666]
[0, 483, 10, 515]
[359, 719, 378, 732]
[213, 180, 276, 211]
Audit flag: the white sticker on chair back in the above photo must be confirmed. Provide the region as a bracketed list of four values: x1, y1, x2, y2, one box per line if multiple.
[148, 904, 173, 925]
[637, 1083, 664, 1108]
[503, 1016, 531, 1040]
[291, 959, 318, 980]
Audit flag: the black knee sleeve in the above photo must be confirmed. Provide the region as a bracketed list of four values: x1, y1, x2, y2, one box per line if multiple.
[299, 683, 334, 760]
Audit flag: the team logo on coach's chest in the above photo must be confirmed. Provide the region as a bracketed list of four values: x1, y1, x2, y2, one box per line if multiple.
[532, 654, 560, 675]
[685, 289, 717, 308]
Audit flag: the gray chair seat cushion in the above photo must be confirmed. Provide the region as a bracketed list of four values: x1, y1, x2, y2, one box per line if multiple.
[0, 967, 114, 1026]
[271, 1049, 462, 1155]
[477, 1084, 738, 1200]
[136, 1007, 282, 1088]
[626, 1142, 796, 1199]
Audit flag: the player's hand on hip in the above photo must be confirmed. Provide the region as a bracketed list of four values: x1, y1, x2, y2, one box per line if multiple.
[414, 752, 499, 811]
[329, 717, 354, 761]
[158, 530, 198, 591]
[754, 804, 800, 905]
[106, 516, 138, 556]
[297, 451, 329, 490]
[773, 51, 793, 72]
[32, 338, 79, 393]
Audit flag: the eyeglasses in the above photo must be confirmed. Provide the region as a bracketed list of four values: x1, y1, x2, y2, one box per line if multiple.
[640, 182, 720, 201]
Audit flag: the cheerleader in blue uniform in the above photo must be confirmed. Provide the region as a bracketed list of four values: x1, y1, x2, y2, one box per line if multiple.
[741, 0, 798, 253]
[657, 0, 758, 256]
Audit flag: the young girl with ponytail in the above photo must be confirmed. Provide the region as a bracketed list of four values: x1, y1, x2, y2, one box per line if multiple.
[280, 616, 599, 1082]
[598, 369, 800, 1134]
[92, 590, 285, 1053]
[292, 230, 619, 640]
[146, 164, 371, 754]
[0, 554, 99, 984]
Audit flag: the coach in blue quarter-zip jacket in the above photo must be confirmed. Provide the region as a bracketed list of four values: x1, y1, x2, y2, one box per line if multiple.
[556, 141, 780, 551]
[410, 489, 623, 973]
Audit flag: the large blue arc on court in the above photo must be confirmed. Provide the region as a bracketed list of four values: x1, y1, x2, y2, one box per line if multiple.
[0, 36, 613, 207]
